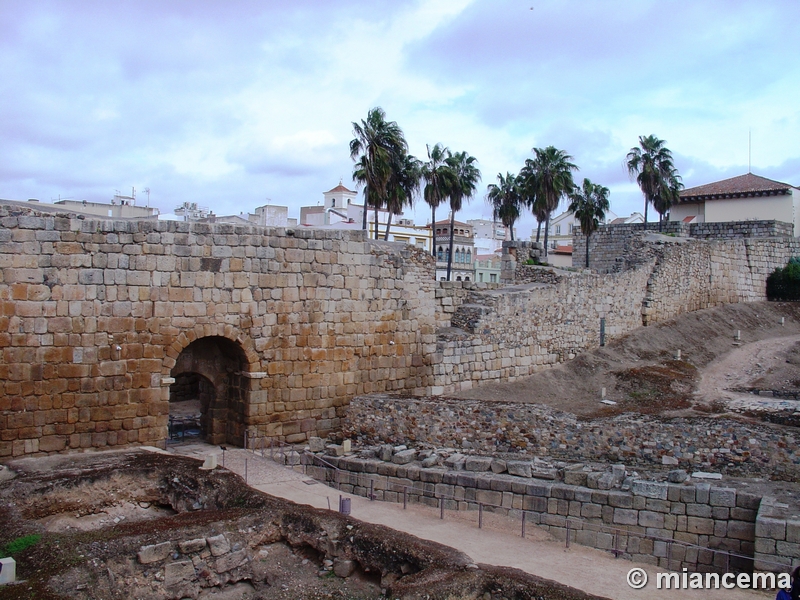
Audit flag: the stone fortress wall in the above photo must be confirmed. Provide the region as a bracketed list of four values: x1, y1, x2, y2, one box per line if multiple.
[2, 204, 799, 457]
[0, 205, 439, 457]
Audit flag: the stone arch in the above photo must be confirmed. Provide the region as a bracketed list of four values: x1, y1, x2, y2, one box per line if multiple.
[164, 327, 260, 447]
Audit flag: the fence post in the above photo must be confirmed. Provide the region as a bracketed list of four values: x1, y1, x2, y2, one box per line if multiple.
[245, 459, 248, 484]
[479, 503, 483, 529]
[521, 511, 526, 538]
[440, 497, 444, 520]
[370, 480, 374, 501]
[403, 486, 407, 510]
[566, 520, 571, 549]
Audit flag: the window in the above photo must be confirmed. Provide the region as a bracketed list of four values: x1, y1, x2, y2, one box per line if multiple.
[479, 272, 484, 282]
[437, 246, 444, 261]
[554, 225, 561, 235]
[568, 224, 573, 233]
[466, 249, 471, 264]
[465, 276, 470, 281]
[490, 274, 497, 283]
[456, 276, 462, 281]
[332, 199, 336, 207]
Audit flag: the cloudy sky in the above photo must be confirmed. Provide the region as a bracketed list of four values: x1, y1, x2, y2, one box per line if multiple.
[2, 0, 799, 236]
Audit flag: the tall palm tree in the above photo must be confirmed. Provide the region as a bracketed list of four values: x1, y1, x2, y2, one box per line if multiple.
[384, 153, 422, 240]
[626, 135, 680, 231]
[486, 172, 522, 241]
[422, 143, 452, 257]
[526, 147, 578, 260]
[444, 151, 481, 281]
[349, 107, 408, 238]
[568, 178, 610, 268]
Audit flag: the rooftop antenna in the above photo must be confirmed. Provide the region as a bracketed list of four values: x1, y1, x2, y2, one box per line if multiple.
[144, 187, 150, 207]
[748, 129, 751, 174]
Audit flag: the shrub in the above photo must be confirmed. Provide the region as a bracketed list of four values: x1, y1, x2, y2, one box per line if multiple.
[767, 258, 800, 301]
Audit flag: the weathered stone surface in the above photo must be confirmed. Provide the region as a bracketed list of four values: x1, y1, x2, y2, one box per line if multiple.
[465, 457, 492, 472]
[421, 455, 440, 468]
[138, 541, 173, 564]
[632, 480, 668, 500]
[667, 469, 688, 483]
[379, 444, 394, 462]
[392, 449, 417, 465]
[333, 558, 356, 578]
[308, 437, 326, 453]
[506, 461, 531, 478]
[490, 459, 507, 474]
[165, 560, 196, 586]
[207, 534, 231, 557]
[215, 549, 249, 573]
[178, 538, 207, 554]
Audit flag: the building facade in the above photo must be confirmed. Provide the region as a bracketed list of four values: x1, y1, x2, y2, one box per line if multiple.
[434, 219, 475, 281]
[670, 173, 799, 234]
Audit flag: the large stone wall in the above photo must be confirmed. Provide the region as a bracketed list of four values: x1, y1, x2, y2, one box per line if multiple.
[2, 204, 800, 458]
[433, 260, 655, 394]
[573, 220, 795, 273]
[0, 205, 438, 457]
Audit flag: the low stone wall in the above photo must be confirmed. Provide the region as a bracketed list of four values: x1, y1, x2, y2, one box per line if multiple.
[755, 498, 800, 571]
[307, 452, 765, 573]
[434, 280, 503, 329]
[344, 395, 800, 480]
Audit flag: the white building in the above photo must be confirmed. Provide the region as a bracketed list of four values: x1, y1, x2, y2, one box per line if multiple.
[670, 173, 800, 232]
[299, 182, 432, 251]
[467, 219, 508, 255]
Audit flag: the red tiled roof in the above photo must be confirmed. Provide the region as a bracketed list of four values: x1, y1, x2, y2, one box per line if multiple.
[682, 216, 696, 223]
[553, 245, 573, 254]
[609, 217, 627, 225]
[325, 183, 356, 194]
[679, 173, 793, 202]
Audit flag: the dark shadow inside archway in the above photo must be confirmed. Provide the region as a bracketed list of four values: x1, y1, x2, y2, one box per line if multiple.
[169, 336, 249, 446]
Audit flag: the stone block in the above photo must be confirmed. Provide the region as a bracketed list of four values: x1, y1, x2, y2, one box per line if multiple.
[0, 558, 16, 585]
[756, 517, 786, 541]
[308, 436, 326, 452]
[638, 511, 665, 528]
[490, 459, 507, 474]
[138, 541, 173, 564]
[379, 444, 394, 461]
[787, 520, 800, 544]
[563, 470, 588, 487]
[392, 449, 417, 465]
[207, 534, 231, 557]
[608, 492, 633, 509]
[613, 508, 639, 526]
[215, 549, 249, 573]
[507, 461, 531, 478]
[465, 456, 493, 472]
[687, 517, 714, 535]
[164, 560, 195, 586]
[709, 487, 736, 507]
[530, 466, 558, 480]
[631, 480, 668, 500]
[333, 558, 356, 578]
[421, 455, 440, 468]
[179, 538, 207, 554]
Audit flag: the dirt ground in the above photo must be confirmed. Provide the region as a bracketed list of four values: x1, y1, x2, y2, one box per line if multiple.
[0, 450, 607, 600]
[455, 301, 800, 420]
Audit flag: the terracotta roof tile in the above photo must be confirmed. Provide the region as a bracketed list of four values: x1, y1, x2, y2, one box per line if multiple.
[679, 173, 793, 202]
[325, 183, 356, 194]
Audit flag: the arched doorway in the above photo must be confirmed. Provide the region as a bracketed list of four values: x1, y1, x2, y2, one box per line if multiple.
[169, 336, 249, 446]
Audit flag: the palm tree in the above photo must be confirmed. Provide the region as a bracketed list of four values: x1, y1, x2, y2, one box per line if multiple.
[626, 135, 680, 231]
[422, 143, 452, 257]
[652, 167, 683, 231]
[526, 147, 578, 260]
[568, 178, 610, 268]
[349, 107, 408, 238]
[384, 153, 422, 240]
[520, 161, 548, 242]
[444, 151, 481, 281]
[486, 172, 522, 241]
